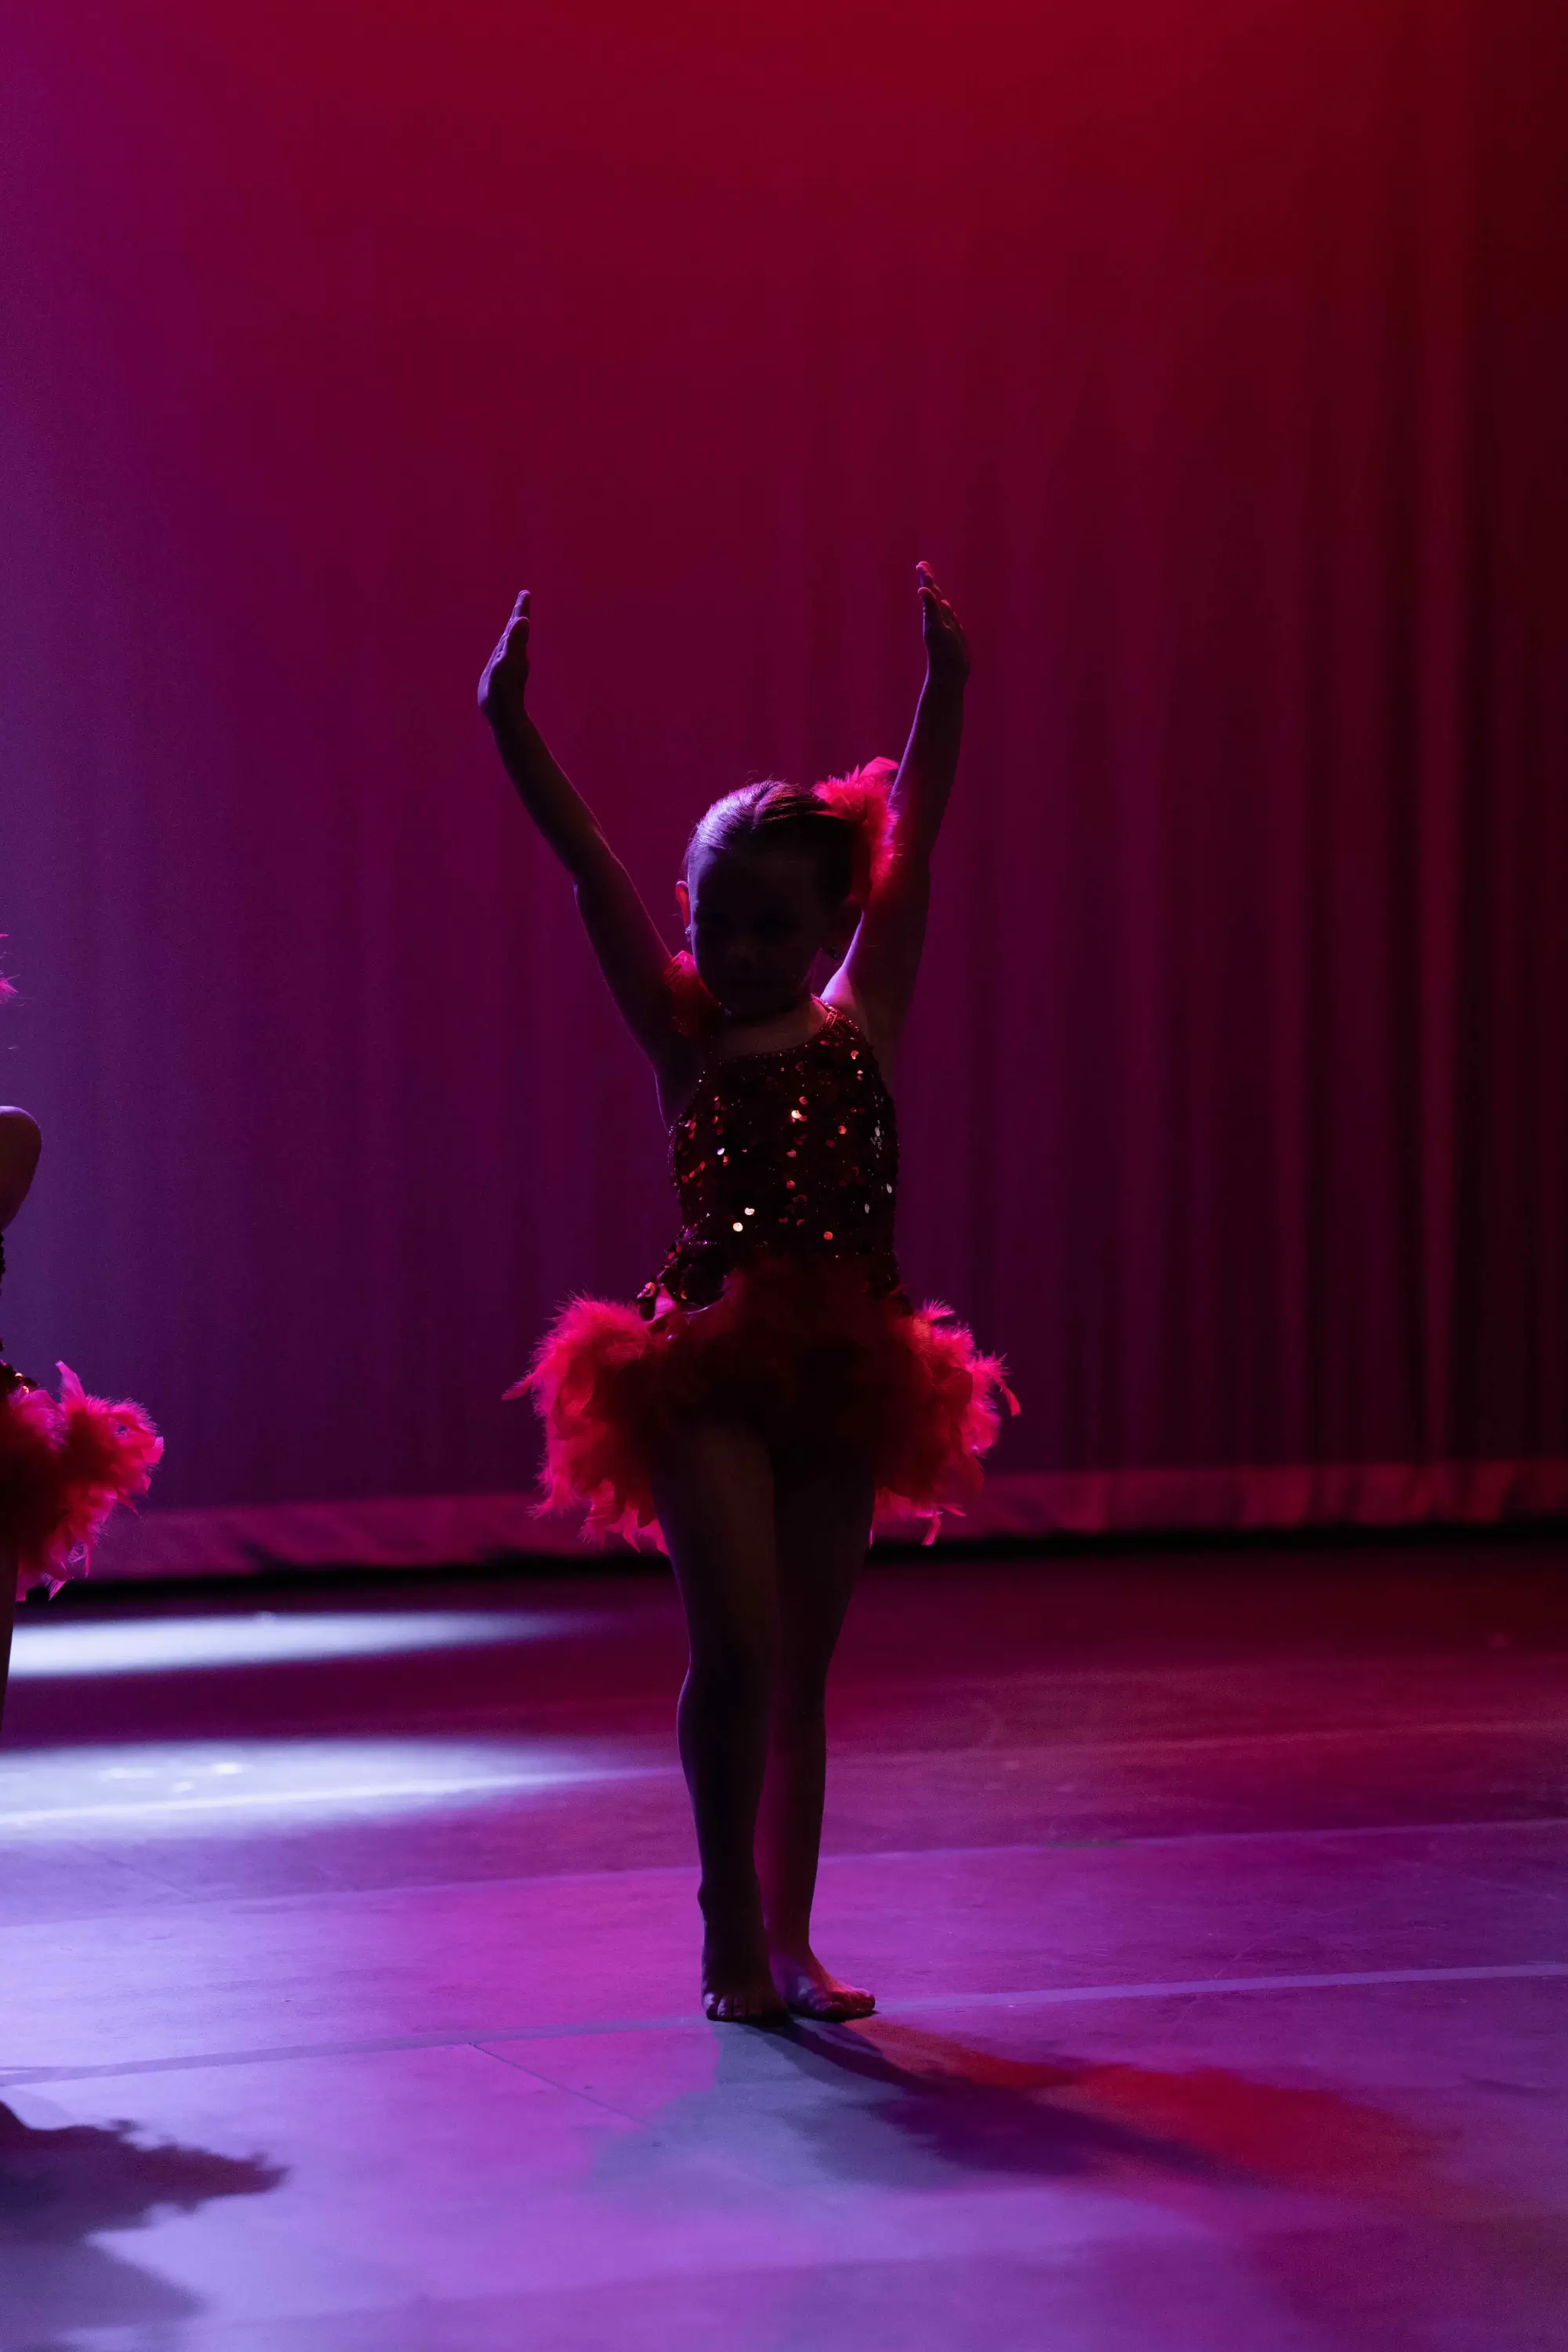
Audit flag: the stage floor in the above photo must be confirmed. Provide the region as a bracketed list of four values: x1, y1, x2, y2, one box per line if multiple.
[2, 1544, 1565, 2350]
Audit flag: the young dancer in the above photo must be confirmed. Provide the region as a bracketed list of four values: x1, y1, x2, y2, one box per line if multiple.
[0, 1055, 162, 1719]
[480, 564, 1011, 2022]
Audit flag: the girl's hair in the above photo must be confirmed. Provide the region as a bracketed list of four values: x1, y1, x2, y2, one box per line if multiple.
[683, 760, 897, 910]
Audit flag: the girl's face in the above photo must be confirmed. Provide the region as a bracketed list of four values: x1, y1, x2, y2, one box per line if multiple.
[680, 848, 852, 1022]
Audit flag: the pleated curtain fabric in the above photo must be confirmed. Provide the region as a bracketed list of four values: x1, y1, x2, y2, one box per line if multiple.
[2, 0, 1563, 1519]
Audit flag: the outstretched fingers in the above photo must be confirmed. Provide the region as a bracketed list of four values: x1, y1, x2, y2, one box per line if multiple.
[916, 561, 956, 620]
[479, 590, 532, 713]
[916, 560, 969, 678]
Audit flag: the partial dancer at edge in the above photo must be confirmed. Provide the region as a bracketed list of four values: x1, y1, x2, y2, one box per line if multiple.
[479, 565, 1013, 2024]
[0, 1025, 163, 1721]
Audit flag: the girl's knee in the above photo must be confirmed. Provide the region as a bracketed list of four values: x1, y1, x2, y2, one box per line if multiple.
[769, 1673, 828, 1740]
[685, 1623, 776, 1705]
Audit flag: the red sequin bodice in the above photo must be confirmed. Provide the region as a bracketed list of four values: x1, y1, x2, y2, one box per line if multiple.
[639, 1007, 900, 1314]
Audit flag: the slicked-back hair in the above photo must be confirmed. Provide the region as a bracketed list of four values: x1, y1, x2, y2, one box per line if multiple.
[683, 782, 858, 910]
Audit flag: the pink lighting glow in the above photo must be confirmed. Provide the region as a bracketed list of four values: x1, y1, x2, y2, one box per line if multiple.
[2, 0, 1563, 1534]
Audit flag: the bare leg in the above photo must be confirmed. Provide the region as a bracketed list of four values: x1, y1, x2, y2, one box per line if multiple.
[759, 1436, 877, 2020]
[649, 1417, 787, 2024]
[0, 1549, 15, 1733]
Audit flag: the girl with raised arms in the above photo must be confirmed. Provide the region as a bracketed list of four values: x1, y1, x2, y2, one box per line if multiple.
[479, 564, 1011, 2022]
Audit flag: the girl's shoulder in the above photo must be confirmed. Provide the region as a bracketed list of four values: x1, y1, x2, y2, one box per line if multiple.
[819, 977, 896, 1085]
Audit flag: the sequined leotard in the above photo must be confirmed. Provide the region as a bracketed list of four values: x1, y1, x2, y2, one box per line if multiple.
[639, 1007, 901, 1316]
[517, 1001, 1011, 1544]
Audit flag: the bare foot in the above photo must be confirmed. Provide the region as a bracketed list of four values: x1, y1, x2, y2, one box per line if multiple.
[703, 1975, 788, 2024]
[770, 1947, 876, 2021]
[702, 1925, 788, 2024]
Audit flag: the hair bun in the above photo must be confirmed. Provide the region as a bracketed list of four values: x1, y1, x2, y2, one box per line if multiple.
[816, 759, 897, 903]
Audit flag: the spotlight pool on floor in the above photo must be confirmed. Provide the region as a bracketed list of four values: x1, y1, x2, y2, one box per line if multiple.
[0, 1734, 662, 1834]
[6, 1608, 593, 1679]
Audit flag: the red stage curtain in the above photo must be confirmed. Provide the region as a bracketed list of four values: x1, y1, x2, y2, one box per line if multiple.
[2, 0, 1564, 1524]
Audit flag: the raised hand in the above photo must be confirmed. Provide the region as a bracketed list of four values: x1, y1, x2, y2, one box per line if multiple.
[475, 590, 691, 1085]
[478, 590, 532, 727]
[916, 561, 970, 688]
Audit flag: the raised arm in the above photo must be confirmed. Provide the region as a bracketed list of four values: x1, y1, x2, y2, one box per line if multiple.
[826, 562, 969, 1060]
[478, 593, 684, 1076]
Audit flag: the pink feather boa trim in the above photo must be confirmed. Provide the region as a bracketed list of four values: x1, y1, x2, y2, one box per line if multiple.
[816, 757, 898, 905]
[510, 1254, 1014, 1550]
[2, 1366, 163, 1596]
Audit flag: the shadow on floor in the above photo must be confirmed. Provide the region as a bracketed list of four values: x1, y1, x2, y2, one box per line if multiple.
[575, 2023, 1563, 2350]
[765, 2017, 1439, 2196]
[0, 2103, 285, 2343]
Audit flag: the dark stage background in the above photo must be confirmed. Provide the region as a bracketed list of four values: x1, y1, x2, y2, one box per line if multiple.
[2, 0, 1566, 1536]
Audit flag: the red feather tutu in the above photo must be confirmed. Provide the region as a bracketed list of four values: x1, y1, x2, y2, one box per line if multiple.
[2, 1365, 163, 1597]
[512, 1254, 1014, 1549]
